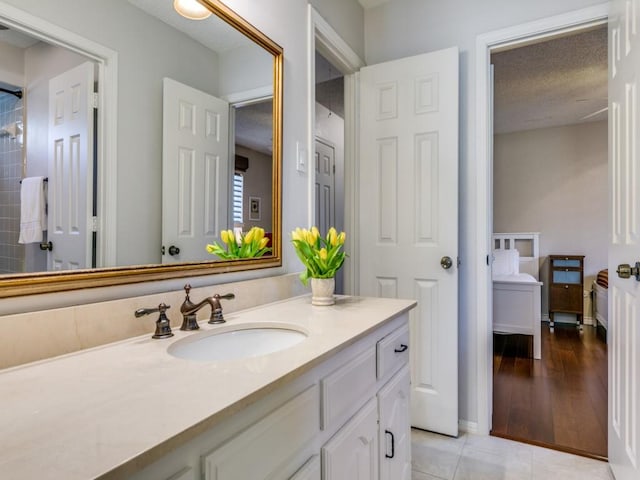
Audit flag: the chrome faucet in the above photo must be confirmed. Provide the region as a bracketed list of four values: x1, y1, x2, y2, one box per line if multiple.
[180, 284, 235, 329]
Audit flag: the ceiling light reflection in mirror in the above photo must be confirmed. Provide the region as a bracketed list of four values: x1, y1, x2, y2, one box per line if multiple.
[174, 0, 212, 20]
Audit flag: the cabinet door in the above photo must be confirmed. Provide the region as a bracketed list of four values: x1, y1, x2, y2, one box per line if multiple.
[203, 385, 319, 480]
[549, 284, 583, 312]
[290, 455, 320, 480]
[378, 365, 411, 480]
[322, 398, 378, 480]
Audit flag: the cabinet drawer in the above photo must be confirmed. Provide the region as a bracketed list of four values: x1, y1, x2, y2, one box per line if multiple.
[552, 269, 581, 284]
[203, 385, 319, 480]
[377, 323, 410, 380]
[551, 258, 582, 268]
[321, 347, 376, 430]
[550, 285, 582, 312]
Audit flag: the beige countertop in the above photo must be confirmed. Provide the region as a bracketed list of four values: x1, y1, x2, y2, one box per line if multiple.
[0, 295, 416, 479]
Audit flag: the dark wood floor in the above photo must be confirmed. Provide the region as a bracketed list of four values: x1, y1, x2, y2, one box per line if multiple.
[491, 323, 608, 459]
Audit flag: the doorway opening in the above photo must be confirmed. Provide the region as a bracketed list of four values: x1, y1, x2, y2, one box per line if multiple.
[308, 5, 364, 295]
[487, 20, 608, 459]
[314, 51, 345, 293]
[0, 24, 100, 273]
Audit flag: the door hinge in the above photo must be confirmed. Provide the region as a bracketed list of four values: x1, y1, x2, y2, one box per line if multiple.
[91, 216, 99, 232]
[92, 92, 99, 109]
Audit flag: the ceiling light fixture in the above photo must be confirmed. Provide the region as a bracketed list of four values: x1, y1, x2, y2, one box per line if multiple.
[173, 0, 212, 20]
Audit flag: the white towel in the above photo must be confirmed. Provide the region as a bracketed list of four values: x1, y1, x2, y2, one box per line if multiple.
[18, 176, 47, 244]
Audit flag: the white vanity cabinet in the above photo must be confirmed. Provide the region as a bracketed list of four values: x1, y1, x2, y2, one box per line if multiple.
[378, 365, 411, 480]
[290, 456, 321, 480]
[129, 312, 411, 480]
[202, 385, 320, 480]
[376, 322, 411, 480]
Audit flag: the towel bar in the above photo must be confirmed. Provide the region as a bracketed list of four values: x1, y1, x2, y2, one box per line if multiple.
[19, 177, 48, 184]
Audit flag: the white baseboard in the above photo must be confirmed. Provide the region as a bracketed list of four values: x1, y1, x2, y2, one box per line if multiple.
[459, 419, 480, 435]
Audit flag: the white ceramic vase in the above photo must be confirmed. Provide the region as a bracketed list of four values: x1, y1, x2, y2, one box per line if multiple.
[310, 277, 335, 306]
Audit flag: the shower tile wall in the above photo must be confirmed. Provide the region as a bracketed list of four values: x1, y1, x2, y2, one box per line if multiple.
[0, 93, 24, 274]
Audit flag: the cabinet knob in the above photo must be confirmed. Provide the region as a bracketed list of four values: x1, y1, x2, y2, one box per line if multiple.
[565, 285, 569, 289]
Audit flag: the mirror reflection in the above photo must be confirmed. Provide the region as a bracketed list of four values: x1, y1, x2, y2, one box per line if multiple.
[0, 0, 277, 276]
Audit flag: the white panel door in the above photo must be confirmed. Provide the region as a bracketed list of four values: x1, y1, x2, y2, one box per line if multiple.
[378, 365, 411, 480]
[315, 138, 335, 234]
[48, 61, 95, 271]
[359, 48, 459, 435]
[609, 1, 640, 478]
[162, 78, 229, 263]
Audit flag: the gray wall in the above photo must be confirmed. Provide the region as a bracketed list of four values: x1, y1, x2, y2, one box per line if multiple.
[235, 145, 272, 232]
[494, 121, 608, 320]
[310, 0, 365, 61]
[364, 0, 606, 426]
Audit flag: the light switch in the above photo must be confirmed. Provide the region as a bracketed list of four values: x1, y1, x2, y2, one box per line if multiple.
[296, 142, 307, 173]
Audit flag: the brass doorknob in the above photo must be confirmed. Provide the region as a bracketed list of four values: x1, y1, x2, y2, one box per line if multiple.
[617, 262, 640, 281]
[440, 256, 453, 270]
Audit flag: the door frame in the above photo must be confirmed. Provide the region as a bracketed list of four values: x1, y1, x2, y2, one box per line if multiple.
[307, 6, 364, 295]
[0, 1, 118, 267]
[474, 3, 609, 436]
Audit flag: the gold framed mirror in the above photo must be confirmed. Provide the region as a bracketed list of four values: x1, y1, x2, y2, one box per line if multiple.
[0, 0, 282, 298]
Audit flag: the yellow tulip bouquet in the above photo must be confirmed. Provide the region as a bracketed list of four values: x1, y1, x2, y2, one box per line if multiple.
[291, 226, 346, 285]
[206, 226, 271, 260]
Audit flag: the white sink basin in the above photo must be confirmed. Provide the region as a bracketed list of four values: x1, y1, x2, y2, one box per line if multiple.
[167, 326, 307, 362]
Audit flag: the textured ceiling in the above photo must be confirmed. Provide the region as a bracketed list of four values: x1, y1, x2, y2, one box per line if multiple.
[492, 26, 608, 134]
[235, 100, 273, 155]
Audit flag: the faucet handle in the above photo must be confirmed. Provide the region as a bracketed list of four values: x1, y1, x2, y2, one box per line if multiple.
[135, 303, 174, 339]
[208, 293, 235, 324]
[184, 284, 192, 297]
[214, 293, 235, 301]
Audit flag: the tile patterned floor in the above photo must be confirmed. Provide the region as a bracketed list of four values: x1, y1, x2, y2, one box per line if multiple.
[411, 429, 614, 480]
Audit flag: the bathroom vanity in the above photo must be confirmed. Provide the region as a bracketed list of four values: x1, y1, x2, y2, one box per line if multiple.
[0, 295, 415, 480]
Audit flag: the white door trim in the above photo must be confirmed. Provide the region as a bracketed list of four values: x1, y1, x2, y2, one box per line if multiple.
[0, 1, 118, 267]
[474, 3, 609, 436]
[308, 6, 364, 295]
